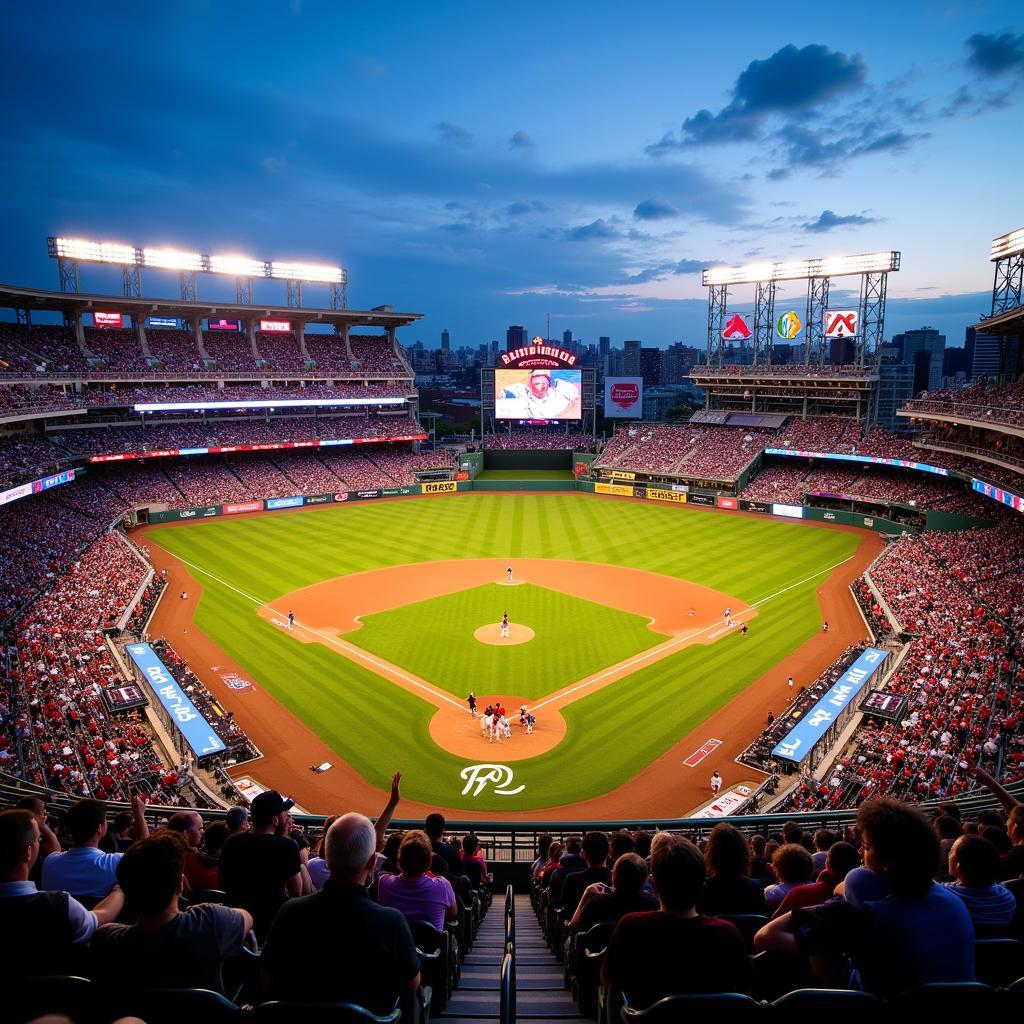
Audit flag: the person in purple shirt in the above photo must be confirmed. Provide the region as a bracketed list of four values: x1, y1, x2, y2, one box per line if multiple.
[378, 830, 457, 931]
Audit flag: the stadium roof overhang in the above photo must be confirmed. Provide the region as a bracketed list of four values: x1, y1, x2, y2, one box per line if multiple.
[0, 283, 423, 329]
[974, 304, 1024, 336]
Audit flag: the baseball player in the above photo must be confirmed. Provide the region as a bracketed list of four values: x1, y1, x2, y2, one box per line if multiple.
[501, 612, 510, 639]
[468, 692, 477, 717]
[482, 705, 494, 734]
[499, 715, 512, 741]
[723, 607, 731, 628]
[507, 566, 514, 583]
[689, 606, 697, 618]
[519, 705, 528, 727]
[526, 712, 536, 734]
[787, 675, 795, 691]
[710, 770, 723, 796]
[287, 610, 295, 631]
[484, 711, 496, 742]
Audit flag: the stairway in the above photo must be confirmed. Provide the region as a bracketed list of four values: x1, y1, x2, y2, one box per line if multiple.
[442, 895, 588, 1024]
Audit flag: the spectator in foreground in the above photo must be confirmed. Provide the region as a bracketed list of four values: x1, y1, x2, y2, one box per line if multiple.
[944, 835, 1017, 936]
[218, 791, 301, 942]
[763, 843, 815, 913]
[378, 830, 457, 931]
[754, 798, 975, 997]
[14, 796, 60, 882]
[225, 805, 248, 836]
[261, 812, 420, 1010]
[774, 841, 861, 915]
[424, 812, 463, 877]
[460, 834, 487, 888]
[697, 823, 768, 916]
[42, 797, 148, 901]
[536, 842, 564, 887]
[548, 837, 585, 906]
[602, 836, 750, 1007]
[88, 835, 251, 993]
[166, 810, 218, 890]
[0, 808, 124, 980]
[569, 853, 658, 934]
[560, 831, 612, 918]
[530, 834, 553, 878]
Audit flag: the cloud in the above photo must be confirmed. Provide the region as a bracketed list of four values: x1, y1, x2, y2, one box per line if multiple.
[509, 130, 535, 150]
[634, 198, 678, 221]
[965, 29, 1024, 78]
[672, 258, 706, 275]
[565, 218, 619, 242]
[769, 123, 926, 178]
[435, 121, 473, 147]
[672, 44, 866, 147]
[803, 209, 880, 233]
[504, 200, 549, 217]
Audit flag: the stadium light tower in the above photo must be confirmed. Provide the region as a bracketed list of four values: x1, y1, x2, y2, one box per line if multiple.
[991, 227, 1024, 315]
[47, 236, 348, 307]
[701, 251, 900, 367]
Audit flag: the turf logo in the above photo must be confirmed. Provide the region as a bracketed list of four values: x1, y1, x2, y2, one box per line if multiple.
[460, 763, 526, 797]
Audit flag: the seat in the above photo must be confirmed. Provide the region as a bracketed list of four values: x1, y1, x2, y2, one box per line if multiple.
[620, 991, 764, 1020]
[253, 999, 402, 1024]
[750, 950, 818, 1002]
[569, 920, 616, 1018]
[974, 938, 1024, 988]
[712, 914, 769, 954]
[408, 919, 452, 1014]
[13, 975, 104, 1024]
[890, 981, 1002, 1013]
[183, 887, 227, 905]
[116, 987, 241, 1024]
[772, 988, 883, 1010]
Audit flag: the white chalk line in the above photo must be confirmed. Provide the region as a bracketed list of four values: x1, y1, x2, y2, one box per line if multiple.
[171, 555, 465, 711]
[173, 552, 853, 718]
[529, 554, 855, 713]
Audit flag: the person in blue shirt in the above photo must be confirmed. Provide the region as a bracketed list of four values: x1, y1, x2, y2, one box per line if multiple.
[944, 834, 1017, 936]
[754, 797, 975, 997]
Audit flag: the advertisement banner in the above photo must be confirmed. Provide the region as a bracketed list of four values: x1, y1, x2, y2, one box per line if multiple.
[772, 503, 804, 519]
[266, 496, 304, 510]
[207, 318, 241, 331]
[859, 689, 907, 722]
[223, 500, 264, 515]
[647, 487, 685, 504]
[0, 469, 78, 508]
[354, 489, 382, 500]
[595, 482, 634, 497]
[213, 666, 255, 693]
[423, 481, 457, 494]
[765, 448, 952, 478]
[971, 479, 1024, 513]
[604, 376, 644, 418]
[124, 643, 226, 757]
[609, 470, 636, 480]
[632, 485, 647, 500]
[742, 499, 772, 514]
[455, 470, 470, 481]
[772, 648, 889, 763]
[146, 316, 179, 329]
[692, 788, 753, 818]
[93, 311, 124, 328]
[102, 684, 149, 713]
[305, 494, 333, 505]
[716, 496, 738, 510]
[686, 493, 715, 506]
[259, 319, 291, 332]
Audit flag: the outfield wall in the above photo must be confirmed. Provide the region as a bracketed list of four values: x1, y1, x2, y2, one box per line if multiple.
[483, 449, 572, 471]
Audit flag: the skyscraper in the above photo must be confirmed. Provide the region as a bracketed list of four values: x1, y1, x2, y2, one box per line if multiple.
[624, 340, 641, 375]
[893, 327, 945, 393]
[440, 329, 450, 352]
[562, 329, 573, 346]
[599, 336, 610, 358]
[640, 347, 661, 386]
[506, 325, 527, 349]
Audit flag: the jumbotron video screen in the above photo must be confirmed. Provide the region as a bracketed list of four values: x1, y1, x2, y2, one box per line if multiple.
[495, 368, 582, 421]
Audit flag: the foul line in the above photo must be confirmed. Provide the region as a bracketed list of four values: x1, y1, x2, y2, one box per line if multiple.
[529, 555, 855, 713]
[170, 555, 465, 711]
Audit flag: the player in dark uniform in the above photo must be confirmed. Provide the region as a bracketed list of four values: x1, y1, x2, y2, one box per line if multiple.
[468, 692, 478, 717]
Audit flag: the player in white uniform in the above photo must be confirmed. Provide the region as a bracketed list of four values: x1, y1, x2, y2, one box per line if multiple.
[500, 612, 510, 638]
[710, 770, 722, 796]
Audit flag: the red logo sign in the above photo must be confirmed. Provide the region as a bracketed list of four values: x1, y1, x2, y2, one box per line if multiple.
[722, 314, 751, 340]
[224, 501, 263, 514]
[334, 492, 349, 502]
[610, 382, 640, 409]
[823, 310, 859, 338]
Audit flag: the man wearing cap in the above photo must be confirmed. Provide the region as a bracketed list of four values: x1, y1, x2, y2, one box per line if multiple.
[219, 790, 302, 942]
[496, 368, 581, 419]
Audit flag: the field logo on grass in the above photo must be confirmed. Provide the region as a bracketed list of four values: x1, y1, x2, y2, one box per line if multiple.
[460, 763, 525, 797]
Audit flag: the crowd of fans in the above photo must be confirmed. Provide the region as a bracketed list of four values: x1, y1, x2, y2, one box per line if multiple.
[484, 429, 596, 451]
[82, 328, 148, 373]
[254, 331, 307, 374]
[907, 378, 1024, 429]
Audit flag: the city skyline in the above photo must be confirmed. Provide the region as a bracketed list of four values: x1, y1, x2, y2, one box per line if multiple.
[1, 2, 1022, 350]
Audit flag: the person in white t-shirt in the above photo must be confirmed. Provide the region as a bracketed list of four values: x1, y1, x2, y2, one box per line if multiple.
[710, 771, 723, 796]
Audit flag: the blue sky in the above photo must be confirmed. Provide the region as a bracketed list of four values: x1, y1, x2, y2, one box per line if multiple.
[1, 1, 1022, 350]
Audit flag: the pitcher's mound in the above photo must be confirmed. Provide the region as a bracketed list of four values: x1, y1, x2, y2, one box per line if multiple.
[474, 623, 535, 646]
[496, 578, 526, 586]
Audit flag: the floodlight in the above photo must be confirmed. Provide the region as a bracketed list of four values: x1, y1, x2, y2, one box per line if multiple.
[143, 248, 203, 271]
[271, 261, 344, 283]
[702, 251, 900, 286]
[209, 254, 267, 277]
[991, 228, 1024, 261]
[52, 237, 136, 265]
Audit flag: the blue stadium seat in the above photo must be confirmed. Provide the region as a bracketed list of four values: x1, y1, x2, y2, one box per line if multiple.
[13, 975, 104, 1024]
[252, 999, 402, 1024]
[890, 981, 1003, 1012]
[712, 913, 769, 954]
[974, 938, 1024, 988]
[772, 988, 883, 1010]
[620, 991, 764, 1019]
[116, 987, 241, 1024]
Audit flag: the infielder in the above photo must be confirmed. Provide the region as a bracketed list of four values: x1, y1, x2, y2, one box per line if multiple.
[287, 610, 295, 631]
[500, 612, 510, 639]
[467, 692, 477, 717]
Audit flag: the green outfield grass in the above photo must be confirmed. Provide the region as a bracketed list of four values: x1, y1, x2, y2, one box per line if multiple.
[348, 582, 665, 700]
[476, 469, 575, 480]
[147, 493, 862, 812]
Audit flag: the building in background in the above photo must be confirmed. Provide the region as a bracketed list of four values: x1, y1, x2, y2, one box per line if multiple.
[640, 347, 661, 386]
[624, 340, 641, 375]
[506, 325, 527, 349]
[892, 327, 945, 394]
[599, 336, 610, 359]
[876, 362, 915, 430]
[441, 329, 450, 352]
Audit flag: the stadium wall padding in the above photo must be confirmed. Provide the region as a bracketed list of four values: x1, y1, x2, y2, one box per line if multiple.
[924, 508, 996, 531]
[483, 449, 573, 471]
[470, 479, 577, 492]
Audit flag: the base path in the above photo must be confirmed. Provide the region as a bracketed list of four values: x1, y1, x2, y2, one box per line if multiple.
[141, 527, 881, 819]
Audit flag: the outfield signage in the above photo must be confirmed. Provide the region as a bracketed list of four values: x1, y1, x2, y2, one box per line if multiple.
[423, 481, 457, 494]
[772, 503, 804, 519]
[693, 788, 752, 818]
[0, 468, 77, 507]
[267, 496, 304, 510]
[595, 482, 633, 497]
[646, 487, 685, 504]
[124, 643, 226, 758]
[134, 397, 406, 412]
[742, 499, 773, 514]
[609, 470, 636, 480]
[604, 377, 643, 418]
[765, 448, 952, 477]
[972, 478, 1024, 513]
[772, 648, 888, 764]
[716, 496, 738, 510]
[224, 500, 263, 514]
[685, 493, 715, 506]
[88, 433, 427, 462]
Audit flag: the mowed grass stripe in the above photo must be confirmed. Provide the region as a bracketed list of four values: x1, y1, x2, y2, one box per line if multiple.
[148, 494, 860, 810]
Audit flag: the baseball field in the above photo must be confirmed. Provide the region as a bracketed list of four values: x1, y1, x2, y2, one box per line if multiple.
[143, 492, 879, 818]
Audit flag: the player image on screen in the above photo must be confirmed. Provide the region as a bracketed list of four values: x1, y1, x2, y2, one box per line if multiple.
[495, 368, 582, 420]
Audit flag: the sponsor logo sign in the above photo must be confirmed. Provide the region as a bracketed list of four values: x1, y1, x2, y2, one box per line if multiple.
[595, 482, 633, 496]
[499, 344, 577, 368]
[213, 666, 255, 693]
[267, 496, 304, 510]
[146, 316, 179, 328]
[259, 319, 291, 332]
[772, 502, 804, 519]
[776, 310, 802, 339]
[716, 496, 738, 510]
[609, 470, 636, 480]
[862, 517, 874, 528]
[632, 485, 647, 500]
[824, 309, 859, 338]
[179, 510, 197, 518]
[455, 470, 469, 481]
[124, 643, 226, 757]
[823, 512, 837, 520]
[459, 763, 525, 796]
[207, 318, 241, 331]
[382, 488, 401, 496]
[306, 494, 332, 505]
[672, 484, 689, 493]
[334, 492, 349, 502]
[772, 648, 888, 763]
[686, 493, 715, 506]
[742, 499, 773, 513]
[647, 487, 685, 504]
[604, 376, 643, 418]
[356, 489, 381, 499]
[722, 313, 751, 341]
[693, 790, 751, 818]
[224, 500, 263, 514]
[971, 479, 1024, 512]
[423, 481, 457, 494]
[93, 311, 124, 328]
